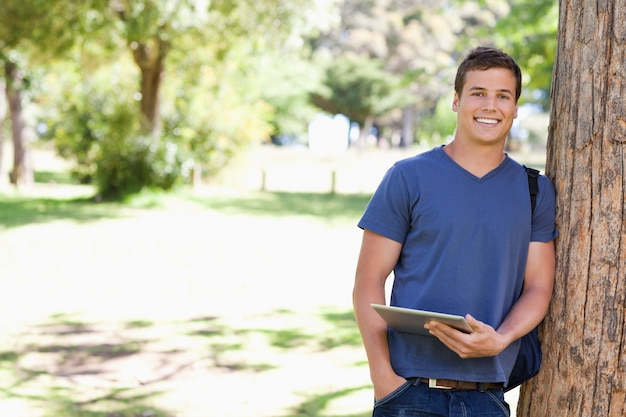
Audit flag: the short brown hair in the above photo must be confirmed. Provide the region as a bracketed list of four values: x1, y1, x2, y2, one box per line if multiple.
[454, 46, 522, 102]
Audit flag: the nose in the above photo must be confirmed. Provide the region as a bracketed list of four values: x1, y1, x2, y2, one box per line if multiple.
[482, 97, 497, 112]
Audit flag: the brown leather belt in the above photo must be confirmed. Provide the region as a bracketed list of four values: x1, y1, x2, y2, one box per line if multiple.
[420, 378, 504, 391]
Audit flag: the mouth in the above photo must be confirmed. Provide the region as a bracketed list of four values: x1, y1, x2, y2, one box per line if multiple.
[475, 117, 500, 126]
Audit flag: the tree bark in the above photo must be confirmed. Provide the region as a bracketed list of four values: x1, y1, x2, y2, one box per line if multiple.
[130, 37, 168, 136]
[0, 80, 5, 182]
[517, 0, 626, 416]
[4, 59, 34, 187]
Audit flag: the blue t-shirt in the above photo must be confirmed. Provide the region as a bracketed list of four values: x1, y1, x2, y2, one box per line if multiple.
[358, 146, 558, 385]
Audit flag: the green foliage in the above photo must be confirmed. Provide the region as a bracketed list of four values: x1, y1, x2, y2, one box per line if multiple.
[310, 56, 409, 126]
[461, 0, 558, 108]
[39, 62, 184, 199]
[95, 133, 182, 199]
[257, 53, 323, 136]
[498, 1, 557, 107]
[1, 0, 334, 196]
[162, 45, 274, 178]
[2, 0, 559, 194]
[91, 0, 318, 182]
[416, 93, 457, 145]
[0, 0, 110, 60]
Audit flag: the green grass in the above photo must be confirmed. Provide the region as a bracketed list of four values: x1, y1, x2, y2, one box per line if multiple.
[0, 188, 372, 228]
[34, 170, 80, 185]
[1, 302, 365, 416]
[0, 195, 121, 229]
[0, 184, 373, 417]
[194, 190, 372, 220]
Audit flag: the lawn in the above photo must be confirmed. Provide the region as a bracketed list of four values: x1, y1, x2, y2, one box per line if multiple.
[0, 144, 541, 416]
[0, 144, 380, 417]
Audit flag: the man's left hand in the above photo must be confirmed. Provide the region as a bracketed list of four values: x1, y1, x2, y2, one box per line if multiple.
[425, 314, 507, 358]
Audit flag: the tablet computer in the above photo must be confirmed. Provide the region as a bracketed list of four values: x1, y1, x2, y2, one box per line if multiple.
[371, 303, 473, 336]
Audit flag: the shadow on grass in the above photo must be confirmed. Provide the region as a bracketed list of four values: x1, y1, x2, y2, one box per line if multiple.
[282, 385, 372, 417]
[42, 388, 174, 417]
[193, 307, 362, 355]
[0, 196, 123, 229]
[0, 188, 372, 230]
[2, 307, 363, 416]
[192, 191, 372, 221]
[318, 309, 363, 351]
[250, 308, 361, 352]
[0, 314, 177, 417]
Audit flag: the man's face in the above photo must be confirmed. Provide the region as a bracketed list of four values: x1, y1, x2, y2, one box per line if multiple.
[452, 68, 518, 146]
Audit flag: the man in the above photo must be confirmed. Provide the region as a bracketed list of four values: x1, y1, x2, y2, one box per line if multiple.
[352, 46, 557, 417]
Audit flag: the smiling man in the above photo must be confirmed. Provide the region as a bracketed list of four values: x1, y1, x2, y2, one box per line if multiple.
[352, 47, 558, 417]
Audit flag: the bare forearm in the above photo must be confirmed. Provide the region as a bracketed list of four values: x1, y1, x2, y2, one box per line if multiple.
[352, 282, 395, 380]
[352, 230, 405, 396]
[496, 285, 552, 345]
[497, 240, 555, 346]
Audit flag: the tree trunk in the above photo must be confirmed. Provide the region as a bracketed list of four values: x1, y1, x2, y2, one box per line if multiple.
[401, 105, 415, 148]
[130, 37, 168, 136]
[0, 119, 4, 183]
[0, 80, 5, 182]
[4, 59, 34, 187]
[357, 115, 375, 150]
[517, 0, 626, 416]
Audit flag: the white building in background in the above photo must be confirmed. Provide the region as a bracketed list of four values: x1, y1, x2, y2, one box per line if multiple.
[307, 113, 350, 154]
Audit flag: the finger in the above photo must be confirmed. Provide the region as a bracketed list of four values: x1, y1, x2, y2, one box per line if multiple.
[428, 321, 485, 358]
[427, 321, 469, 344]
[465, 314, 482, 328]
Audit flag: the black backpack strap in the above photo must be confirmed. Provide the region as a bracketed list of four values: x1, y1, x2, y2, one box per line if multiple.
[525, 166, 540, 215]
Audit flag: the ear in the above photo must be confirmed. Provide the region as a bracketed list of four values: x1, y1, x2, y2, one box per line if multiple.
[514, 103, 519, 119]
[452, 93, 460, 112]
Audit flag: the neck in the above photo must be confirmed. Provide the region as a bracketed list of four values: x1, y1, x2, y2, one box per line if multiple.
[444, 140, 506, 178]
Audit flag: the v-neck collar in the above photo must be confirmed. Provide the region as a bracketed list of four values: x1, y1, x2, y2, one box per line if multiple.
[438, 145, 510, 183]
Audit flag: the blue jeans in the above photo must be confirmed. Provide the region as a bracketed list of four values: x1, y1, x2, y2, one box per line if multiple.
[372, 378, 510, 417]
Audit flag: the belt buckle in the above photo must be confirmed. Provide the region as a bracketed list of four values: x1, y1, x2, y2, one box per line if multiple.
[428, 378, 452, 390]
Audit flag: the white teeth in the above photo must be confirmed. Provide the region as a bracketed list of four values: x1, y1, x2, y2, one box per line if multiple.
[476, 118, 498, 124]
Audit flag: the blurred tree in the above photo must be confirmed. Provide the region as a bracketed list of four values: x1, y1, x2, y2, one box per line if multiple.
[0, 1, 50, 186]
[95, 0, 340, 191]
[310, 55, 409, 148]
[39, 57, 175, 197]
[256, 53, 323, 142]
[108, 0, 327, 136]
[474, 0, 558, 108]
[232, 0, 341, 141]
[0, 0, 109, 186]
[0, 79, 4, 176]
[3, 56, 32, 186]
[31, 0, 336, 196]
[414, 92, 457, 145]
[161, 41, 277, 182]
[311, 0, 515, 147]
